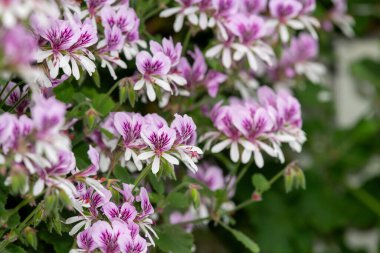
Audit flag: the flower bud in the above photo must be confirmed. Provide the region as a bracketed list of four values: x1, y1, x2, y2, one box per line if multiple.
[23, 227, 38, 249]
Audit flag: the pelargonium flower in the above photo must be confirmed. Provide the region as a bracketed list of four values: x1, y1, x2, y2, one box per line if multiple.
[0, 82, 29, 113]
[170, 114, 203, 173]
[159, 0, 201, 32]
[134, 51, 172, 102]
[138, 124, 178, 174]
[271, 33, 325, 83]
[171, 162, 236, 232]
[0, 25, 37, 67]
[239, 0, 267, 14]
[113, 112, 145, 170]
[268, 0, 304, 43]
[201, 86, 306, 167]
[36, 18, 98, 80]
[177, 47, 226, 97]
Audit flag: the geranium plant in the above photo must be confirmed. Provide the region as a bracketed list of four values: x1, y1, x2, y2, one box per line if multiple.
[0, 0, 353, 252]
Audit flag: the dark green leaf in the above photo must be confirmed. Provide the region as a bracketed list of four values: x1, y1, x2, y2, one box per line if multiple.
[155, 225, 194, 253]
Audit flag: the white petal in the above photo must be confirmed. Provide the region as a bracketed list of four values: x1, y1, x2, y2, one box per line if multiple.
[253, 149, 264, 168]
[65, 216, 85, 224]
[279, 25, 289, 44]
[152, 156, 160, 174]
[222, 48, 232, 68]
[206, 44, 223, 58]
[71, 59, 80, 80]
[187, 13, 198, 25]
[138, 151, 155, 160]
[69, 220, 87, 236]
[246, 50, 258, 71]
[211, 139, 232, 153]
[174, 14, 185, 32]
[154, 78, 172, 92]
[242, 149, 252, 164]
[125, 149, 132, 161]
[134, 79, 145, 90]
[159, 7, 181, 17]
[230, 142, 239, 163]
[131, 151, 143, 171]
[162, 153, 179, 165]
[199, 13, 208, 30]
[33, 178, 45, 196]
[146, 82, 156, 101]
[287, 20, 304, 30]
[168, 74, 187, 86]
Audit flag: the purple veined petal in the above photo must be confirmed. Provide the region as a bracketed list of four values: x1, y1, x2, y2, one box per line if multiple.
[100, 5, 117, 28]
[269, 0, 302, 19]
[141, 125, 176, 153]
[143, 113, 168, 129]
[102, 202, 120, 220]
[257, 86, 277, 107]
[92, 221, 118, 252]
[46, 150, 76, 176]
[204, 70, 227, 98]
[88, 145, 100, 170]
[77, 228, 97, 251]
[136, 51, 152, 75]
[139, 187, 154, 217]
[31, 95, 66, 135]
[0, 25, 38, 66]
[118, 233, 147, 253]
[170, 114, 197, 145]
[151, 52, 171, 75]
[1, 82, 20, 106]
[70, 19, 98, 50]
[113, 112, 133, 139]
[119, 202, 137, 222]
[105, 25, 125, 52]
[113, 183, 135, 203]
[42, 19, 81, 51]
[240, 0, 267, 14]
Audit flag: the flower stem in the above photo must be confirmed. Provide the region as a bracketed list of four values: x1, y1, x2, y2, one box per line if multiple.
[133, 164, 152, 191]
[350, 187, 380, 217]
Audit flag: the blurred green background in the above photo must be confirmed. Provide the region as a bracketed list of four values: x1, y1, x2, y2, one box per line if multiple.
[189, 1, 380, 252]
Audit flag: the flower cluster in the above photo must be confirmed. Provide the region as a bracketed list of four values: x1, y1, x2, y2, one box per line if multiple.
[269, 33, 326, 84]
[0, 94, 76, 198]
[202, 86, 306, 167]
[134, 37, 187, 103]
[160, 0, 320, 71]
[69, 184, 154, 253]
[113, 112, 202, 174]
[177, 47, 227, 97]
[170, 162, 236, 232]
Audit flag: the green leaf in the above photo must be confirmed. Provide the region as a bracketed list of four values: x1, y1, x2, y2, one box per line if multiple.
[93, 69, 101, 87]
[252, 174, 271, 194]
[155, 225, 194, 253]
[148, 173, 165, 194]
[222, 224, 260, 253]
[92, 94, 115, 116]
[7, 212, 20, 229]
[4, 245, 27, 253]
[128, 84, 136, 108]
[167, 192, 189, 209]
[53, 81, 76, 103]
[39, 227, 73, 253]
[114, 165, 132, 183]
